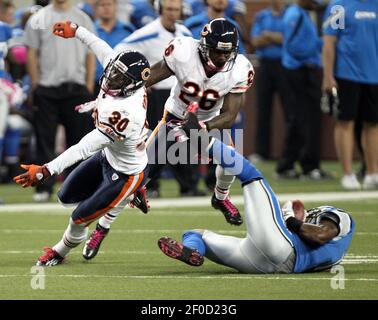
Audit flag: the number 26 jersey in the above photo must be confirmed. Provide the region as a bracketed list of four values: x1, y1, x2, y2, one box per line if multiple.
[163, 36, 254, 122]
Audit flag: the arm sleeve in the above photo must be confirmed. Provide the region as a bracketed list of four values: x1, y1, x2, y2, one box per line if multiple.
[46, 129, 112, 175]
[24, 17, 40, 49]
[163, 37, 189, 74]
[230, 58, 254, 93]
[75, 26, 116, 68]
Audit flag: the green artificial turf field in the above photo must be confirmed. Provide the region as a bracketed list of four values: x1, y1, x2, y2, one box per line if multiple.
[0, 161, 377, 299]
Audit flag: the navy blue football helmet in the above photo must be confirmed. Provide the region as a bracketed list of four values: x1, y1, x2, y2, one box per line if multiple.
[199, 18, 239, 72]
[101, 51, 151, 97]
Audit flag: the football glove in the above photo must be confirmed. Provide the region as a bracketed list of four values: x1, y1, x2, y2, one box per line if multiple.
[13, 164, 51, 188]
[75, 99, 97, 113]
[53, 21, 78, 38]
[281, 200, 307, 222]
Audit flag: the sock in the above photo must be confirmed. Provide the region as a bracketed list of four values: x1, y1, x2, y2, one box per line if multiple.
[214, 165, 235, 200]
[182, 231, 206, 256]
[98, 211, 120, 229]
[208, 139, 264, 185]
[53, 218, 88, 257]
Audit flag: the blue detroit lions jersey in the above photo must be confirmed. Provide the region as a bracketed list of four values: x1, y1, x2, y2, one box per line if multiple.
[292, 206, 355, 273]
[0, 22, 12, 79]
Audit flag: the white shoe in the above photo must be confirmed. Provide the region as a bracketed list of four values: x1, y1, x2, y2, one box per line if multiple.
[362, 174, 378, 190]
[341, 174, 361, 190]
[33, 191, 51, 203]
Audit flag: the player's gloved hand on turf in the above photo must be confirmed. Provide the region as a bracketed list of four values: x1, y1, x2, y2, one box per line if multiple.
[13, 164, 51, 188]
[53, 21, 78, 38]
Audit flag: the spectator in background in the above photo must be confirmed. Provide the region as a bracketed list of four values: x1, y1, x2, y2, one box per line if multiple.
[129, 0, 157, 29]
[184, 0, 250, 51]
[115, 0, 205, 197]
[77, 0, 96, 20]
[322, 0, 378, 190]
[24, 0, 96, 202]
[277, 0, 330, 180]
[0, 0, 14, 194]
[94, 0, 135, 94]
[249, 0, 289, 163]
[184, 0, 246, 54]
[116, 0, 134, 25]
[0, 0, 31, 184]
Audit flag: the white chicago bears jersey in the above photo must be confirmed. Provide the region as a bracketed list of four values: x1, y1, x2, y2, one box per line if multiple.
[95, 88, 148, 175]
[163, 36, 254, 122]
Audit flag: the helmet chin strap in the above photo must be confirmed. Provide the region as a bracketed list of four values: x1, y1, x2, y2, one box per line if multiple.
[101, 81, 121, 97]
[207, 58, 225, 72]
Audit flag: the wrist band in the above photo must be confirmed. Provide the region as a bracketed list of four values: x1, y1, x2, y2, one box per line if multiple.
[286, 217, 303, 233]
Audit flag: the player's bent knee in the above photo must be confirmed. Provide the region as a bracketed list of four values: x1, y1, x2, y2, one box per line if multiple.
[57, 197, 79, 208]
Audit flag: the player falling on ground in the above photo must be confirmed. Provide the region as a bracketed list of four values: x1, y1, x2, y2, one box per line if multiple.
[83, 18, 255, 260]
[14, 21, 151, 266]
[158, 112, 355, 273]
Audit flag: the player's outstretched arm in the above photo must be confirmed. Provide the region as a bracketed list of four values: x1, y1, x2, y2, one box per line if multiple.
[14, 129, 112, 188]
[53, 21, 115, 69]
[145, 60, 174, 88]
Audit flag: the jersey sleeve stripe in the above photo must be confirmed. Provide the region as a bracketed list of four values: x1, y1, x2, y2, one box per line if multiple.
[163, 56, 175, 74]
[99, 121, 126, 139]
[97, 128, 115, 142]
[233, 85, 251, 90]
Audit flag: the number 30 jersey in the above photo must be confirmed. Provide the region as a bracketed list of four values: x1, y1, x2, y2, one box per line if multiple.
[47, 88, 148, 177]
[163, 36, 254, 122]
[95, 88, 148, 175]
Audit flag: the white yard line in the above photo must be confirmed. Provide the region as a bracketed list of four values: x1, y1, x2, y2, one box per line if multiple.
[0, 250, 377, 265]
[0, 229, 377, 237]
[0, 274, 377, 281]
[0, 191, 378, 213]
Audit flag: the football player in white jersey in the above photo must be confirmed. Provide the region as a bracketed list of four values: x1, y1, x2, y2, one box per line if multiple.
[83, 18, 255, 261]
[140, 18, 254, 226]
[13, 21, 151, 266]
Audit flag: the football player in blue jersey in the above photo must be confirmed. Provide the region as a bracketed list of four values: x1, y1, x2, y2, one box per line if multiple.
[158, 111, 355, 273]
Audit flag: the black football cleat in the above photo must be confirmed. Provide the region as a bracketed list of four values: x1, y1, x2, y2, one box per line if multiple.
[129, 186, 150, 214]
[211, 193, 243, 226]
[82, 223, 109, 260]
[158, 236, 204, 267]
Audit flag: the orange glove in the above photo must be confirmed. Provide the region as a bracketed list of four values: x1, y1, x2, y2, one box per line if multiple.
[13, 164, 51, 188]
[53, 21, 78, 38]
